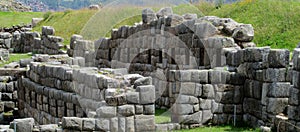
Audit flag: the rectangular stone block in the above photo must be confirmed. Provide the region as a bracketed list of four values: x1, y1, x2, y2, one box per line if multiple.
[96, 106, 116, 118]
[266, 82, 290, 98]
[95, 118, 110, 131]
[180, 82, 196, 96]
[136, 85, 155, 104]
[289, 87, 299, 105]
[191, 70, 208, 83]
[268, 49, 289, 68]
[243, 47, 270, 62]
[82, 118, 95, 131]
[267, 98, 288, 115]
[62, 117, 82, 131]
[263, 68, 287, 82]
[202, 84, 215, 99]
[134, 115, 155, 131]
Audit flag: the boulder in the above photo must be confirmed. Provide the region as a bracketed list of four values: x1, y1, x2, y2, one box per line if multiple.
[232, 24, 254, 42]
[156, 7, 173, 18]
[142, 8, 157, 24]
[182, 13, 197, 20]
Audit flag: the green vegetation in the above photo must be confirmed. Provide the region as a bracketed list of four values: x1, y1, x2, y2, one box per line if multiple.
[0, 12, 43, 27]
[155, 108, 171, 124]
[155, 109, 259, 131]
[0, 53, 32, 67]
[196, 0, 300, 50]
[179, 125, 260, 132]
[33, 9, 98, 45]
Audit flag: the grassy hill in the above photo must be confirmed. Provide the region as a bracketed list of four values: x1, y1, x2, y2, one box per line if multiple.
[0, 12, 43, 27]
[196, 0, 300, 50]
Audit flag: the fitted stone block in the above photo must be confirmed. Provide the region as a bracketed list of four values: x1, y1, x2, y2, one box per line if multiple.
[268, 49, 289, 68]
[96, 106, 117, 118]
[62, 117, 82, 130]
[82, 118, 95, 131]
[136, 85, 155, 104]
[118, 105, 135, 117]
[134, 115, 155, 131]
[267, 98, 288, 115]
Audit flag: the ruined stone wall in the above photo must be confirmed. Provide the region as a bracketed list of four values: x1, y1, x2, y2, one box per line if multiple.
[0, 26, 65, 55]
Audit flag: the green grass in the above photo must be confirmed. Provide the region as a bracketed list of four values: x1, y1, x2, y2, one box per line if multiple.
[155, 109, 259, 131]
[0, 12, 43, 27]
[196, 0, 300, 50]
[155, 108, 171, 124]
[0, 53, 32, 67]
[33, 9, 98, 45]
[179, 125, 260, 132]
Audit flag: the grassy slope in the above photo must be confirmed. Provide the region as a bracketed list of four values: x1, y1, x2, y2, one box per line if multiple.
[0, 12, 43, 27]
[196, 0, 300, 50]
[33, 9, 98, 45]
[0, 53, 32, 67]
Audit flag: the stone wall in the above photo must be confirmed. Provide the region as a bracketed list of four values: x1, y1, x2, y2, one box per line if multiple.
[1, 26, 65, 55]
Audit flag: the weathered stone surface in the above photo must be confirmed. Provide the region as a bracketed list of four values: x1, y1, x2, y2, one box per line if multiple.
[174, 104, 193, 115]
[144, 104, 155, 115]
[195, 21, 218, 38]
[263, 68, 287, 82]
[96, 106, 116, 118]
[136, 85, 155, 104]
[126, 92, 139, 104]
[232, 24, 254, 42]
[40, 124, 58, 132]
[178, 111, 202, 124]
[142, 8, 157, 24]
[135, 115, 155, 131]
[62, 117, 82, 130]
[268, 49, 289, 68]
[156, 7, 173, 18]
[266, 82, 290, 98]
[180, 82, 196, 96]
[134, 77, 152, 88]
[42, 26, 55, 36]
[82, 118, 95, 131]
[9, 118, 35, 132]
[202, 84, 215, 98]
[267, 98, 288, 115]
[118, 105, 135, 116]
[95, 119, 110, 131]
[182, 13, 197, 20]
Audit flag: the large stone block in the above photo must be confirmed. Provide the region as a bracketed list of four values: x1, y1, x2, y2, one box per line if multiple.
[195, 21, 217, 38]
[142, 8, 157, 24]
[243, 47, 270, 62]
[82, 118, 95, 131]
[180, 82, 196, 96]
[202, 84, 215, 98]
[289, 87, 299, 105]
[263, 68, 287, 82]
[267, 98, 288, 115]
[61, 117, 82, 130]
[178, 111, 202, 124]
[232, 24, 254, 42]
[96, 106, 117, 118]
[265, 82, 290, 98]
[95, 118, 110, 131]
[126, 92, 139, 104]
[191, 70, 208, 83]
[268, 49, 289, 68]
[135, 115, 155, 131]
[136, 85, 155, 104]
[9, 118, 35, 132]
[118, 105, 135, 117]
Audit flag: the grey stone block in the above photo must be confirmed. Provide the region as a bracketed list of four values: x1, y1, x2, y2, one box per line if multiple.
[82, 118, 95, 131]
[95, 118, 110, 131]
[243, 47, 270, 62]
[289, 87, 299, 105]
[144, 104, 155, 115]
[142, 8, 157, 24]
[9, 118, 35, 132]
[268, 49, 289, 68]
[267, 98, 288, 115]
[156, 7, 173, 18]
[232, 24, 254, 42]
[180, 82, 196, 96]
[126, 92, 139, 104]
[263, 68, 287, 82]
[118, 105, 135, 116]
[110, 117, 118, 132]
[136, 85, 155, 104]
[126, 116, 135, 132]
[266, 82, 290, 98]
[179, 111, 202, 124]
[174, 104, 193, 115]
[135, 115, 155, 131]
[96, 106, 116, 118]
[191, 70, 208, 83]
[195, 21, 217, 38]
[202, 84, 215, 98]
[200, 99, 212, 110]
